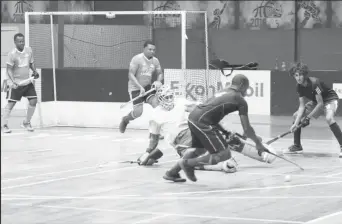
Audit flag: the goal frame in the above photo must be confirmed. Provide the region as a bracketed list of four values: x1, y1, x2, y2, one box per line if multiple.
[24, 10, 208, 128]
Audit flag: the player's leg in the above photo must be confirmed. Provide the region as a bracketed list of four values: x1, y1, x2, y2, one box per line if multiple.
[22, 83, 37, 131]
[137, 120, 163, 165]
[286, 101, 316, 154]
[2, 87, 22, 133]
[324, 100, 342, 158]
[119, 90, 144, 133]
[178, 121, 236, 181]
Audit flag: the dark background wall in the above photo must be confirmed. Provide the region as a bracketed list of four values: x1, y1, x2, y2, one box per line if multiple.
[271, 71, 342, 116]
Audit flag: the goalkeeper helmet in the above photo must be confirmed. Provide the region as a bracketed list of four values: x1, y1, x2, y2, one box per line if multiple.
[156, 85, 175, 111]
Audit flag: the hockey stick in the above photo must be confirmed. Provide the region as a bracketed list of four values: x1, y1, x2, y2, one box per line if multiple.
[120, 160, 159, 164]
[120, 88, 156, 109]
[209, 60, 258, 77]
[217, 127, 304, 170]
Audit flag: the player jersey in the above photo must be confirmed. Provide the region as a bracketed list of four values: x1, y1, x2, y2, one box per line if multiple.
[189, 88, 248, 125]
[128, 53, 161, 91]
[150, 98, 192, 144]
[6, 46, 34, 83]
[296, 77, 339, 103]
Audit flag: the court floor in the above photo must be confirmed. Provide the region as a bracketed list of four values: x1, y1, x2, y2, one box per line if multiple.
[1, 117, 342, 224]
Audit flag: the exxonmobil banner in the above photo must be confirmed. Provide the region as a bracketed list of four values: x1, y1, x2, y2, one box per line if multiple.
[164, 69, 271, 115]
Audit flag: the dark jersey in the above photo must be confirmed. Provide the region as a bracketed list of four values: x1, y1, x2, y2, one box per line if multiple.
[296, 77, 339, 103]
[189, 88, 248, 125]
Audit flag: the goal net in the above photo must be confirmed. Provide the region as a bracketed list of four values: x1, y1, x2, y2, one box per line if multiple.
[25, 11, 209, 129]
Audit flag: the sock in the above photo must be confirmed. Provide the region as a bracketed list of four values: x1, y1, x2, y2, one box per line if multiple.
[124, 111, 135, 122]
[2, 108, 12, 126]
[186, 153, 212, 167]
[294, 127, 302, 146]
[25, 105, 36, 123]
[329, 122, 342, 147]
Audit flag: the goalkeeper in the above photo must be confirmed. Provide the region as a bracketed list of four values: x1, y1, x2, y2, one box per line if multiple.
[119, 40, 163, 133]
[2, 33, 39, 133]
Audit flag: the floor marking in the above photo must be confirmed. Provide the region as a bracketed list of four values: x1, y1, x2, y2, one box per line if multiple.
[305, 211, 342, 224]
[112, 138, 133, 142]
[26, 133, 51, 139]
[162, 180, 342, 195]
[53, 134, 73, 137]
[132, 214, 170, 224]
[1, 149, 53, 153]
[1, 160, 178, 190]
[1, 133, 25, 137]
[11, 204, 304, 224]
[242, 172, 342, 180]
[2, 195, 342, 201]
[326, 172, 342, 177]
[85, 136, 110, 140]
[65, 134, 97, 140]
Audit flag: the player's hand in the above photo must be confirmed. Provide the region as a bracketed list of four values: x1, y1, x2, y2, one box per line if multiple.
[290, 124, 298, 133]
[9, 82, 18, 89]
[139, 86, 145, 96]
[255, 143, 268, 156]
[300, 117, 310, 128]
[32, 71, 40, 79]
[152, 81, 162, 90]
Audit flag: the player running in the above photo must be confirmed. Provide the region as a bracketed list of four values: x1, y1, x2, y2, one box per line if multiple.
[119, 40, 163, 133]
[285, 62, 342, 158]
[2, 33, 39, 133]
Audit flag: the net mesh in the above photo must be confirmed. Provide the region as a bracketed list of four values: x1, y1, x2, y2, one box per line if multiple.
[26, 11, 208, 127]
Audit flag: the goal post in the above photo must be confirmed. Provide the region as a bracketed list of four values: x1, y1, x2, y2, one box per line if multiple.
[25, 10, 209, 129]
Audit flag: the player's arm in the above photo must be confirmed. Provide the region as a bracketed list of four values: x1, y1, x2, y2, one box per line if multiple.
[155, 59, 163, 83]
[6, 53, 17, 87]
[237, 98, 263, 147]
[128, 57, 144, 91]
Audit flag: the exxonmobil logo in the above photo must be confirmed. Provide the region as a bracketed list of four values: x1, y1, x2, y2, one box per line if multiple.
[170, 81, 264, 101]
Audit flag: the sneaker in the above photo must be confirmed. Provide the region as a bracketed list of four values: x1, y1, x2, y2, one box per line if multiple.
[178, 159, 197, 182]
[163, 171, 186, 182]
[2, 124, 12, 133]
[339, 147, 342, 158]
[21, 121, 34, 132]
[119, 117, 129, 133]
[283, 144, 303, 154]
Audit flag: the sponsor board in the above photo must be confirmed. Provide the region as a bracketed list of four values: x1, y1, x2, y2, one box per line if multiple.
[164, 69, 271, 115]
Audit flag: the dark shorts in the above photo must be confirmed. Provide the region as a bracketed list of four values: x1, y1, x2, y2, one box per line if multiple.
[188, 119, 227, 154]
[6, 83, 37, 102]
[129, 85, 156, 105]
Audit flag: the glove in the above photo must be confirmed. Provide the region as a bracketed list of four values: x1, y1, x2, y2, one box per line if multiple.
[32, 71, 40, 79]
[300, 117, 310, 128]
[256, 143, 268, 156]
[152, 81, 162, 90]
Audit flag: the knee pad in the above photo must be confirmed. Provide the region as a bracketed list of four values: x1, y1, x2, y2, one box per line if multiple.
[139, 148, 163, 166]
[132, 105, 143, 118]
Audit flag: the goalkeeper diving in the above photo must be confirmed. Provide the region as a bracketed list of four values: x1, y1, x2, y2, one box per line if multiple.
[135, 84, 277, 182]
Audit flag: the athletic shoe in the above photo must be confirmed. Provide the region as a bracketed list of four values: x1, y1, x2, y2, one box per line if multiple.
[178, 159, 197, 182]
[163, 171, 186, 182]
[119, 117, 129, 133]
[283, 144, 303, 154]
[2, 124, 12, 133]
[21, 121, 34, 132]
[339, 147, 342, 158]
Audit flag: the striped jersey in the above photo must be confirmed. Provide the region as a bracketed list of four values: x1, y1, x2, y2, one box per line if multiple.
[296, 77, 339, 103]
[6, 46, 34, 83]
[128, 53, 161, 91]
